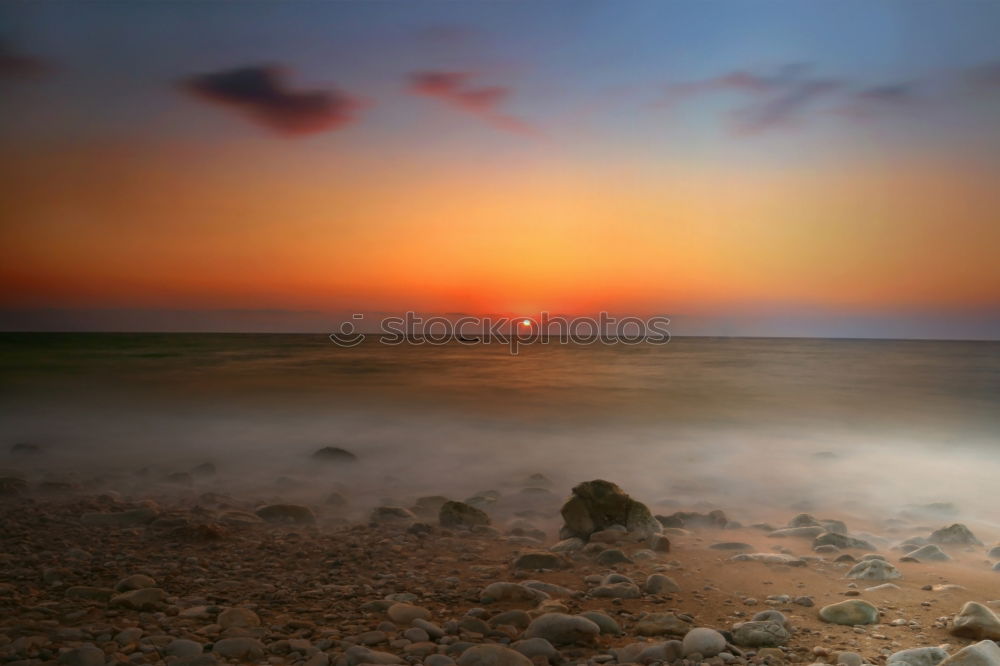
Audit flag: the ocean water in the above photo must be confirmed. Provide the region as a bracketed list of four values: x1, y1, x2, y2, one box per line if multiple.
[2, 333, 999, 522]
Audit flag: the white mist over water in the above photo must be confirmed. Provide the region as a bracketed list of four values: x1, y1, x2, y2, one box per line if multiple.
[1, 334, 999, 529]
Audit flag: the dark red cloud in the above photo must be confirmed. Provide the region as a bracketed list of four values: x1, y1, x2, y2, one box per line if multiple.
[181, 65, 365, 136]
[0, 42, 52, 79]
[407, 70, 536, 135]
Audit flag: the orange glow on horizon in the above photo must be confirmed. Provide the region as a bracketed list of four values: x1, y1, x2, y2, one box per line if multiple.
[2, 141, 999, 316]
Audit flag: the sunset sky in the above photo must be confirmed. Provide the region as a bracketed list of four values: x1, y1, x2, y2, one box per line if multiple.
[2, 0, 999, 337]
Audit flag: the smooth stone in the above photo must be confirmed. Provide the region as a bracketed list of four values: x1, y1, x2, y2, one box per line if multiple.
[813, 532, 876, 551]
[643, 573, 680, 594]
[343, 646, 403, 666]
[951, 601, 1000, 640]
[682, 627, 727, 657]
[480, 582, 548, 604]
[387, 603, 431, 624]
[523, 613, 600, 646]
[590, 581, 640, 598]
[165, 639, 205, 658]
[439, 501, 491, 529]
[838, 652, 864, 666]
[456, 644, 532, 666]
[114, 574, 156, 592]
[510, 638, 560, 663]
[732, 620, 790, 647]
[579, 610, 621, 635]
[887, 646, 950, 666]
[212, 637, 266, 660]
[939, 640, 1000, 666]
[594, 548, 632, 565]
[929, 524, 982, 546]
[512, 551, 568, 570]
[634, 612, 690, 636]
[217, 607, 260, 629]
[819, 599, 879, 625]
[488, 609, 531, 629]
[846, 559, 902, 580]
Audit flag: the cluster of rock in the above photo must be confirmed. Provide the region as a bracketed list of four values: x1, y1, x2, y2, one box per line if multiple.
[3, 472, 1000, 666]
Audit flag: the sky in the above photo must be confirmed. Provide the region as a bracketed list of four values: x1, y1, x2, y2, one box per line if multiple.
[1, 0, 999, 338]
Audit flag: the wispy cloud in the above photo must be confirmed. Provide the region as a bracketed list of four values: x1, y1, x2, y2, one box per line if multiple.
[662, 60, 1000, 134]
[407, 70, 536, 135]
[664, 64, 843, 134]
[180, 65, 365, 136]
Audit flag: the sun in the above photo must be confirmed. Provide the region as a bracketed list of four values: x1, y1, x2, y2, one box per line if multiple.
[520, 319, 532, 327]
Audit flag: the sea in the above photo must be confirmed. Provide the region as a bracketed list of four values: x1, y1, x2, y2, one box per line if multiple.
[1, 333, 999, 522]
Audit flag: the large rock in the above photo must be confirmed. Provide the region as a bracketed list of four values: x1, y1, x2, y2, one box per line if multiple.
[643, 573, 680, 594]
[951, 601, 1000, 640]
[908, 544, 951, 561]
[888, 647, 950, 666]
[457, 645, 532, 666]
[510, 638, 559, 664]
[846, 559, 902, 580]
[523, 613, 600, 646]
[939, 641, 1000, 666]
[217, 607, 260, 629]
[559, 480, 660, 540]
[480, 582, 548, 604]
[387, 603, 431, 625]
[819, 599, 879, 625]
[732, 620, 790, 647]
[590, 581, 640, 599]
[682, 627, 727, 657]
[930, 524, 982, 546]
[512, 552, 568, 571]
[439, 501, 490, 529]
[634, 612, 690, 636]
[579, 611, 621, 635]
[211, 638, 265, 660]
[813, 532, 875, 551]
[255, 504, 316, 525]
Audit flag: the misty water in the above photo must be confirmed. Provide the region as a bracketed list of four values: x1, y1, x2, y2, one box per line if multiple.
[2, 333, 999, 527]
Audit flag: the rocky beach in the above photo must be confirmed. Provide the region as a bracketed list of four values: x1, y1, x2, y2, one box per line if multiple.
[4, 453, 1000, 666]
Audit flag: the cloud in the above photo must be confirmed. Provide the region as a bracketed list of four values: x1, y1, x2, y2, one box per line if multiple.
[0, 41, 52, 79]
[407, 70, 536, 135]
[180, 65, 365, 136]
[834, 81, 920, 119]
[664, 64, 843, 134]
